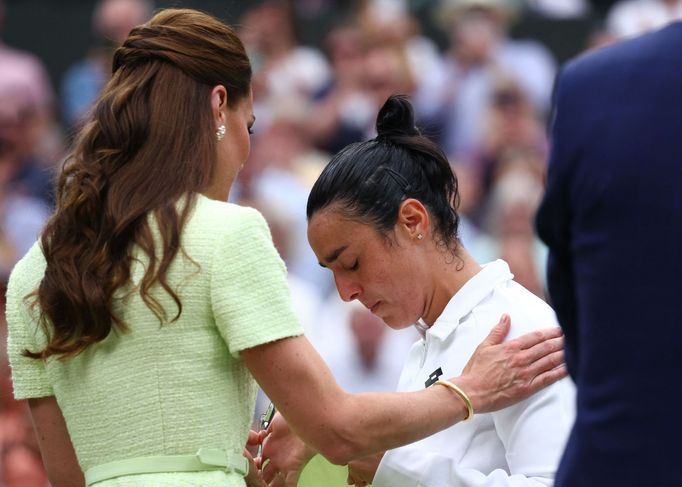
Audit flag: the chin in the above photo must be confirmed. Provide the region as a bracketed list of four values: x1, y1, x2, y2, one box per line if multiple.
[381, 314, 417, 331]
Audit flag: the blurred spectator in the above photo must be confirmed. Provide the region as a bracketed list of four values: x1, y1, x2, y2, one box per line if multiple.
[363, 44, 416, 121]
[238, 98, 333, 292]
[606, 0, 682, 38]
[482, 147, 547, 297]
[310, 297, 417, 394]
[61, 0, 154, 128]
[239, 0, 330, 124]
[524, 0, 591, 18]
[0, 90, 52, 280]
[415, 0, 556, 159]
[0, 0, 59, 201]
[306, 25, 374, 153]
[584, 23, 619, 51]
[354, 0, 442, 88]
[1, 440, 49, 487]
[0, 88, 55, 203]
[477, 76, 546, 194]
[0, 1, 53, 127]
[251, 193, 326, 336]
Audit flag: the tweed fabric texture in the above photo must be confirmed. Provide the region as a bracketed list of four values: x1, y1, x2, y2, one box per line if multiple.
[6, 195, 304, 485]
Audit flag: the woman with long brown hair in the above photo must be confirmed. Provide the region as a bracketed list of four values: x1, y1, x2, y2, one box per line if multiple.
[5, 8, 565, 486]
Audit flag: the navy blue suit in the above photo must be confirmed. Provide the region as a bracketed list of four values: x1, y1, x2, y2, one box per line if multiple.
[536, 23, 682, 486]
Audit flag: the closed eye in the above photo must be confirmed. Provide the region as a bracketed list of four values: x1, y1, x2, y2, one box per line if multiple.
[349, 260, 359, 271]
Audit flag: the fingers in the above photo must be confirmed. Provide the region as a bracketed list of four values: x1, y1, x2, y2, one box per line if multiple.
[247, 430, 261, 446]
[528, 349, 564, 375]
[522, 336, 564, 364]
[512, 326, 563, 350]
[530, 363, 568, 390]
[269, 472, 285, 487]
[261, 458, 277, 484]
[481, 314, 511, 346]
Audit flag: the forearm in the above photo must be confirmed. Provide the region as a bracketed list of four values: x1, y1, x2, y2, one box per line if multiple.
[245, 320, 565, 465]
[316, 385, 468, 464]
[28, 397, 85, 487]
[243, 336, 467, 464]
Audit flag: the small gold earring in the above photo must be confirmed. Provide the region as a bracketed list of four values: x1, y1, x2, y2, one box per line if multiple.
[216, 124, 226, 141]
[417, 233, 423, 240]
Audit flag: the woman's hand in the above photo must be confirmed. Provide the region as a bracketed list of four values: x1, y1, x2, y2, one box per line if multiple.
[454, 314, 566, 414]
[243, 446, 266, 487]
[259, 412, 316, 486]
[347, 452, 384, 486]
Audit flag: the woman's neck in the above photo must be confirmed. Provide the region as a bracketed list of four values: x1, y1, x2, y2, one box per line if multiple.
[421, 247, 481, 327]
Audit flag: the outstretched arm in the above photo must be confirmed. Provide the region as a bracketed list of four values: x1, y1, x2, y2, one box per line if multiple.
[242, 314, 565, 472]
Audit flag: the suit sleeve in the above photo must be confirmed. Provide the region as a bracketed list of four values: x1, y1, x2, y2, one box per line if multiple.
[535, 66, 579, 378]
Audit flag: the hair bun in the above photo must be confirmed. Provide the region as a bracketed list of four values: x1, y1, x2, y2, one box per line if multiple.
[376, 95, 420, 139]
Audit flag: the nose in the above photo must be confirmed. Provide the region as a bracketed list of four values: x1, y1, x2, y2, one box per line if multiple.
[334, 272, 361, 302]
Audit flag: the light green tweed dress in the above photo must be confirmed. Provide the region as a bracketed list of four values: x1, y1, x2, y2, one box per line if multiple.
[6, 195, 304, 486]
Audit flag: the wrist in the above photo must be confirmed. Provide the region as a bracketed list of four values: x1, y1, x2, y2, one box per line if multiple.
[435, 379, 474, 421]
[451, 374, 484, 413]
[430, 380, 469, 424]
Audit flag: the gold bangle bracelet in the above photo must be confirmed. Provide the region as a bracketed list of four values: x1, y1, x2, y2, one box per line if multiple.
[435, 379, 475, 421]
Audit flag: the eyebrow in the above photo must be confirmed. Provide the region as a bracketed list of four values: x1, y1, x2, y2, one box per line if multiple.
[318, 245, 348, 268]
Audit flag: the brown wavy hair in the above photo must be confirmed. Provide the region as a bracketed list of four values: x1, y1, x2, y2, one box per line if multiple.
[27, 9, 252, 359]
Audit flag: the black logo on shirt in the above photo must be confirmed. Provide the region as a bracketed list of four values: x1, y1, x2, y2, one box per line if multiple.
[425, 367, 443, 388]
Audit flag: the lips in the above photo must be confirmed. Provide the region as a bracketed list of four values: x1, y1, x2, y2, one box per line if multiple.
[369, 301, 381, 314]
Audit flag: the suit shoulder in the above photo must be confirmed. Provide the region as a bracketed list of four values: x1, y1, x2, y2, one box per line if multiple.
[563, 22, 682, 84]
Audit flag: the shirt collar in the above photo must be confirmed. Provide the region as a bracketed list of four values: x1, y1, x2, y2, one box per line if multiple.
[423, 260, 514, 342]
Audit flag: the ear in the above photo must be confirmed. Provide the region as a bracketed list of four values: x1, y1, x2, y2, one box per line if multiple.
[397, 198, 430, 241]
[210, 85, 228, 126]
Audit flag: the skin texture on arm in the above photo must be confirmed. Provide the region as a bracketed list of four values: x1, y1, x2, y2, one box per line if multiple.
[241, 333, 468, 467]
[347, 452, 384, 486]
[242, 314, 565, 473]
[27, 396, 85, 487]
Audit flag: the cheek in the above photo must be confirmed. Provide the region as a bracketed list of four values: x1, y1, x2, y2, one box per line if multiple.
[243, 134, 251, 161]
[234, 128, 251, 165]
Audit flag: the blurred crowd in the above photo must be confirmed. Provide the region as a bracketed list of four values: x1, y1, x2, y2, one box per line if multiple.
[2, 0, 682, 484]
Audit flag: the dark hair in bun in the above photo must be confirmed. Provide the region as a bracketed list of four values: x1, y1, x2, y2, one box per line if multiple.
[307, 95, 460, 252]
[376, 94, 421, 138]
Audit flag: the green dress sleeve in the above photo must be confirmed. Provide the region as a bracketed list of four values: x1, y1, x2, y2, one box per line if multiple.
[209, 207, 304, 358]
[5, 245, 54, 399]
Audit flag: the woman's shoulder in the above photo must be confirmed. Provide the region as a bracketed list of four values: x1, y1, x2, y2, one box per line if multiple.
[183, 196, 275, 266]
[190, 195, 269, 235]
[473, 275, 559, 339]
[6, 241, 46, 305]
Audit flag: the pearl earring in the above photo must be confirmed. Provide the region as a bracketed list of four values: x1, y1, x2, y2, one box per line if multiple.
[216, 124, 226, 141]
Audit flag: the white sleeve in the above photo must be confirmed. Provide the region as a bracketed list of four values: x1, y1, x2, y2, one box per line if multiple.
[373, 448, 554, 487]
[373, 380, 574, 487]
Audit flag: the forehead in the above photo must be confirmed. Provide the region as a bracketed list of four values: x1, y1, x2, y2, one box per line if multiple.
[308, 208, 377, 253]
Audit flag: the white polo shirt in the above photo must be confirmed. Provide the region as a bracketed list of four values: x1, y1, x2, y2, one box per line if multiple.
[373, 260, 575, 487]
